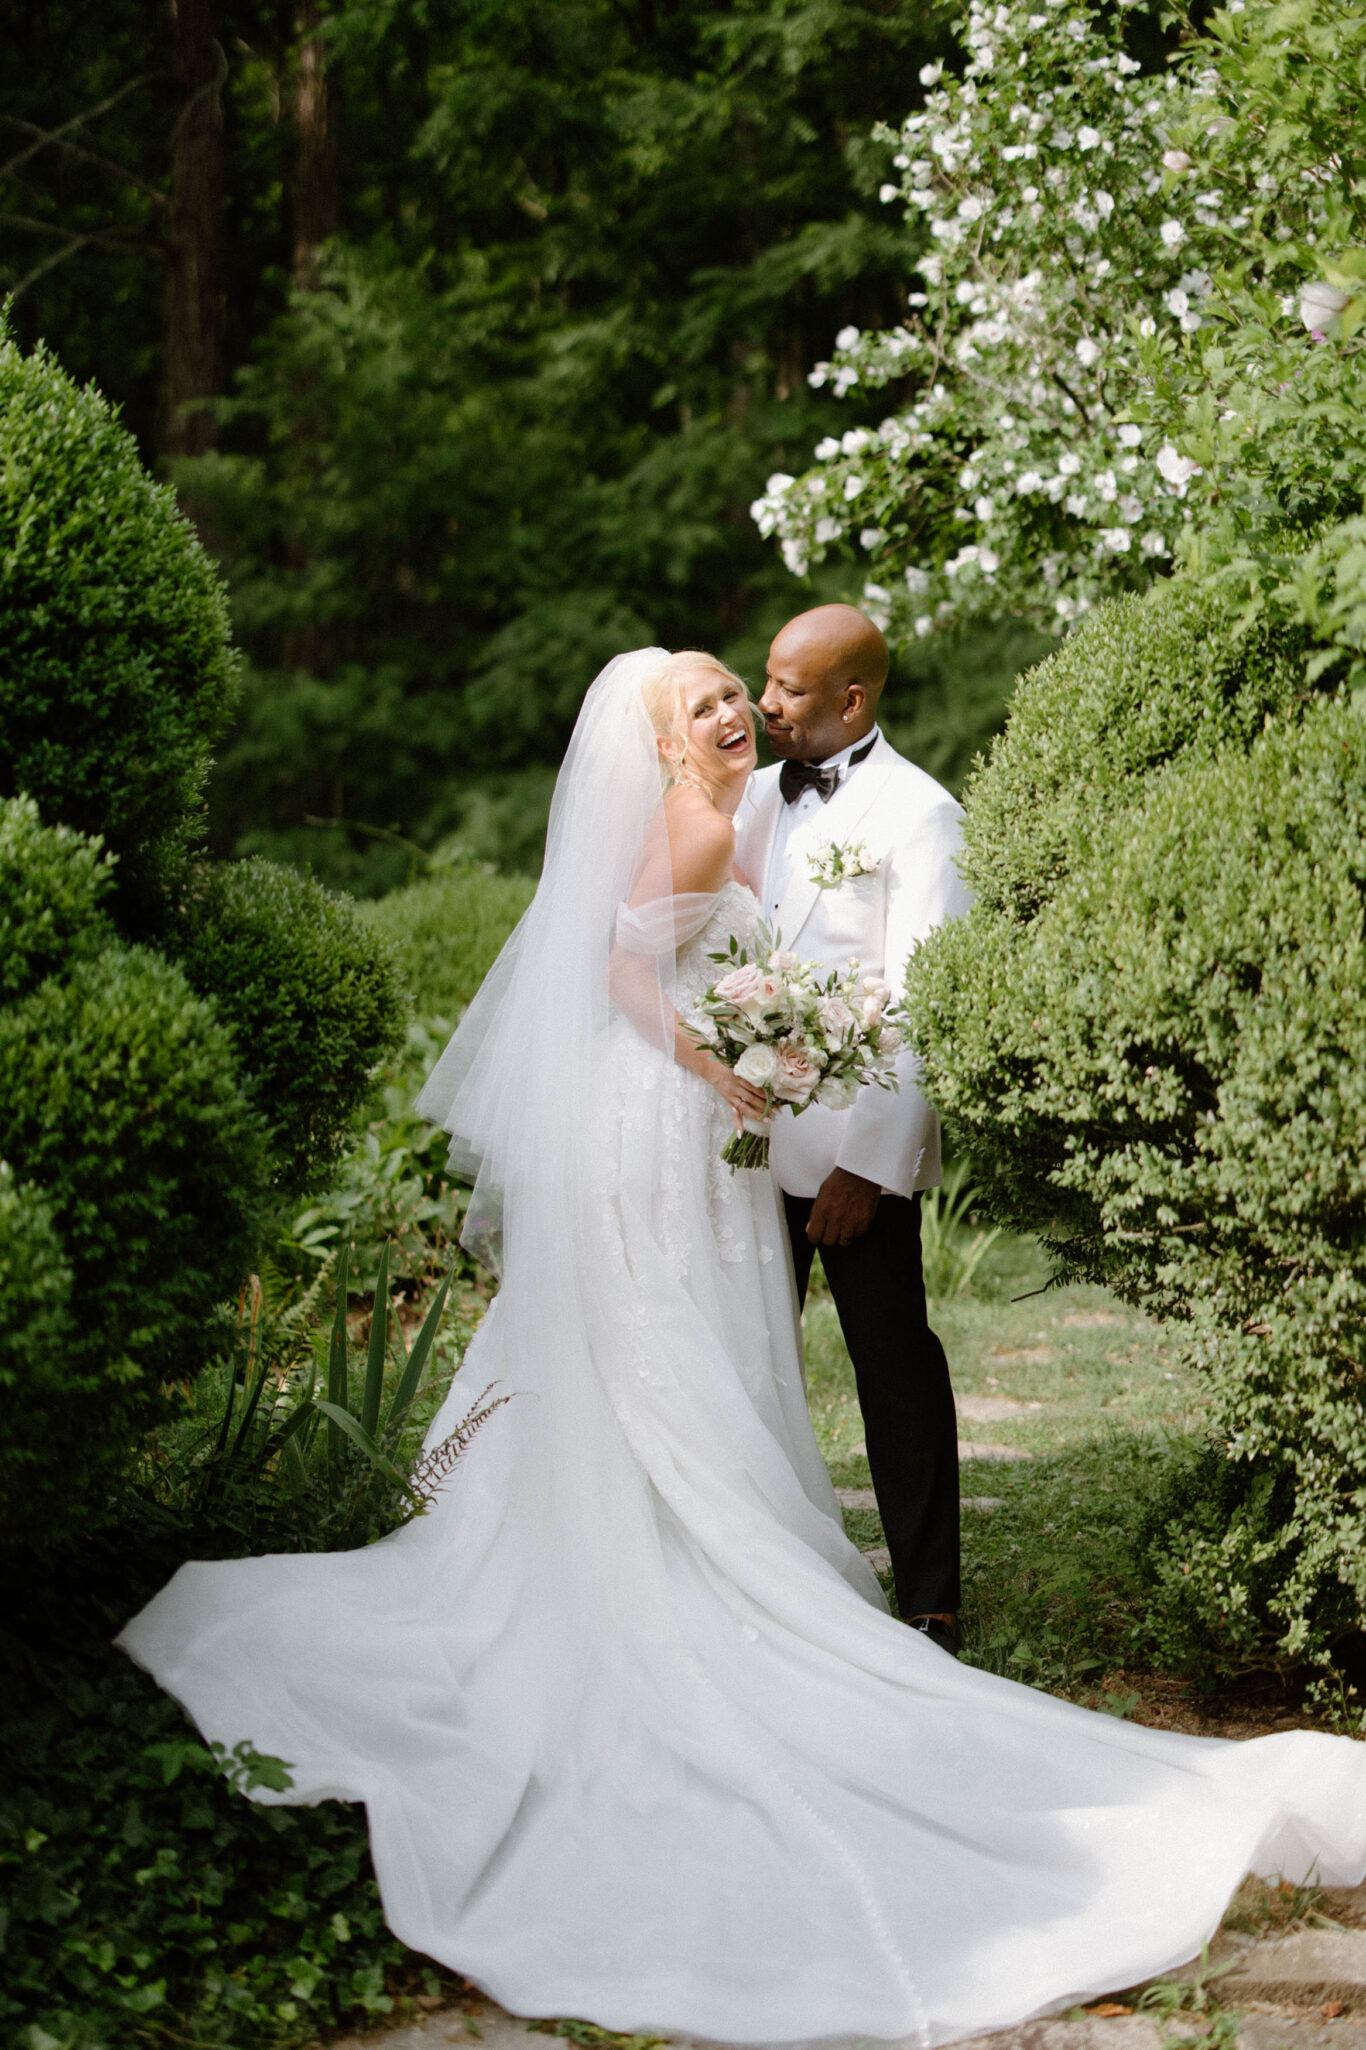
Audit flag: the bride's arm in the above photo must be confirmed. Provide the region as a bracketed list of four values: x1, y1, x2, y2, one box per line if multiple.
[609, 797, 767, 1126]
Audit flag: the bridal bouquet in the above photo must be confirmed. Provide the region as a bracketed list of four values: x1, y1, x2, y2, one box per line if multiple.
[686, 929, 902, 1171]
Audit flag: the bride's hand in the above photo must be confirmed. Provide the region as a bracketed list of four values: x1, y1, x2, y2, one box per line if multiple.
[701, 1058, 769, 1134]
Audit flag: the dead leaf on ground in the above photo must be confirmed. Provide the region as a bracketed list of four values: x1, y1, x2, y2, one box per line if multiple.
[1086, 2002, 1134, 2018]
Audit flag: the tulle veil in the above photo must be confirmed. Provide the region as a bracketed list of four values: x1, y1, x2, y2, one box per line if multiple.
[415, 645, 718, 1274]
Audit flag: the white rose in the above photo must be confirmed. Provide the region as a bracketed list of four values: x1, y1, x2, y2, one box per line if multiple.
[734, 1043, 779, 1087]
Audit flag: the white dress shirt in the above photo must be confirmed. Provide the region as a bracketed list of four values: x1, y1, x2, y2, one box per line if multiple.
[762, 726, 882, 927]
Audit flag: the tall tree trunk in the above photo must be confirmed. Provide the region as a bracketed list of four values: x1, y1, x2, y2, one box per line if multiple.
[164, 0, 224, 463]
[293, 0, 336, 286]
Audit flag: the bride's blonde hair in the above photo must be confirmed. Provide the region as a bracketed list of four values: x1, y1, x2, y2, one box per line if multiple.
[639, 650, 751, 797]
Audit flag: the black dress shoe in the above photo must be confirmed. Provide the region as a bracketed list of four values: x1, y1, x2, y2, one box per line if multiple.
[907, 1615, 962, 1658]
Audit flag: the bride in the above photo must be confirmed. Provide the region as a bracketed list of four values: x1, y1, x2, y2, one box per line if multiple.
[120, 648, 1366, 2049]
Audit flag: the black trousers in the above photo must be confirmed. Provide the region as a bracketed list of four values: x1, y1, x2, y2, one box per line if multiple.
[783, 1190, 961, 1618]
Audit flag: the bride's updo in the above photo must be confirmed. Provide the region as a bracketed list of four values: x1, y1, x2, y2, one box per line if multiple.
[640, 650, 750, 797]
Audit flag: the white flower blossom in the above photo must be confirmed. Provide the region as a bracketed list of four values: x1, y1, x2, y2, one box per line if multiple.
[1160, 218, 1187, 249]
[1098, 526, 1133, 552]
[905, 566, 931, 595]
[919, 60, 944, 85]
[974, 495, 996, 520]
[843, 475, 866, 502]
[859, 528, 885, 550]
[879, 183, 900, 204]
[1299, 281, 1352, 334]
[1075, 337, 1102, 367]
[1078, 126, 1101, 150]
[1162, 149, 1192, 173]
[835, 325, 861, 350]
[1058, 450, 1083, 475]
[1117, 423, 1143, 447]
[1156, 443, 1201, 494]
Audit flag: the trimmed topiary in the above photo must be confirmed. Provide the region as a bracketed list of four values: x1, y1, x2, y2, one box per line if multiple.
[0, 1164, 76, 1526]
[905, 571, 1366, 1676]
[359, 865, 536, 1019]
[0, 942, 267, 1548]
[166, 858, 407, 1189]
[959, 576, 1312, 924]
[0, 325, 238, 920]
[0, 793, 114, 1004]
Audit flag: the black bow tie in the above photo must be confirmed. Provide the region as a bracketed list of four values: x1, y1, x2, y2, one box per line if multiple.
[779, 735, 876, 806]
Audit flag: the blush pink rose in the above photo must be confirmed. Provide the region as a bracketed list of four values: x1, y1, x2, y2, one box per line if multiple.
[713, 963, 785, 1023]
[817, 995, 855, 1043]
[772, 1043, 821, 1104]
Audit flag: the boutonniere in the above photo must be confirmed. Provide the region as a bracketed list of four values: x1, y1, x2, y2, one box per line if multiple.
[808, 838, 879, 890]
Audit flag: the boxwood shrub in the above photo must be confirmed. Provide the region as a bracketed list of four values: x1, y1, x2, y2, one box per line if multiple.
[0, 325, 238, 922]
[168, 858, 407, 1189]
[905, 570, 1366, 1675]
[360, 864, 536, 1018]
[0, 937, 267, 1548]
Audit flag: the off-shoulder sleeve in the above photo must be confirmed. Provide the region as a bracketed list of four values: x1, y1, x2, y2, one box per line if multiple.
[613, 892, 720, 957]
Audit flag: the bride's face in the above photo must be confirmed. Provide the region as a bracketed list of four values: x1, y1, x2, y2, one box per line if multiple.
[675, 669, 757, 787]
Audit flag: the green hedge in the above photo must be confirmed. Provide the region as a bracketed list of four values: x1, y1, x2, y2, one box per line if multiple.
[168, 858, 407, 1189]
[904, 571, 1366, 1674]
[960, 577, 1312, 924]
[0, 332, 407, 1542]
[0, 327, 238, 920]
[0, 791, 113, 1003]
[0, 931, 267, 1547]
[360, 864, 535, 1018]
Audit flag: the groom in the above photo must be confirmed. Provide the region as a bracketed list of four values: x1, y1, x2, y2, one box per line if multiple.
[737, 604, 970, 1654]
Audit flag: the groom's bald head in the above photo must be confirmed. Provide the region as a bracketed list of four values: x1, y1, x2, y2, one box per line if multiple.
[759, 604, 888, 763]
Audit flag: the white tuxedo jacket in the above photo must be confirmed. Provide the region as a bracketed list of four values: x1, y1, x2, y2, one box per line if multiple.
[735, 735, 969, 1201]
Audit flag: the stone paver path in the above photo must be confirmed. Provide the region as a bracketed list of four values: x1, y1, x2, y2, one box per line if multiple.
[330, 1889, 1366, 2050]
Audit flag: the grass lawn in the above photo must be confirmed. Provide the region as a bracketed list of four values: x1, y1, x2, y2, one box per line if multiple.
[803, 1228, 1320, 1735]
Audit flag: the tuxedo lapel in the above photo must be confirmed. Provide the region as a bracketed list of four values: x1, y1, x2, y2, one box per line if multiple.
[740, 775, 783, 902]
[772, 739, 897, 948]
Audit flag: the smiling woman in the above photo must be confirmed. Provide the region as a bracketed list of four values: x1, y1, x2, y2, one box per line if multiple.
[641, 650, 757, 800]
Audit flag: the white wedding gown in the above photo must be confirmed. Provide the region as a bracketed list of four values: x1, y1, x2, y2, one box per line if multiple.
[120, 660, 1366, 2050]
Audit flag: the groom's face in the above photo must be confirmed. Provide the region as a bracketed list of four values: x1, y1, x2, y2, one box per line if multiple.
[759, 637, 860, 764]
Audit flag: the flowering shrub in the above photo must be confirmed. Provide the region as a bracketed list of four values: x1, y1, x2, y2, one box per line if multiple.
[752, 0, 1366, 673]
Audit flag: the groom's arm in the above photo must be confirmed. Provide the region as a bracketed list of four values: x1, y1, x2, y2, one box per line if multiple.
[833, 795, 971, 1201]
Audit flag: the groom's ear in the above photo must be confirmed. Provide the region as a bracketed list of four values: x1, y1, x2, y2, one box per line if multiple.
[841, 679, 867, 723]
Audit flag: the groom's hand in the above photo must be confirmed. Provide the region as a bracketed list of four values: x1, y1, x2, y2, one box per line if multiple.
[806, 1166, 880, 1247]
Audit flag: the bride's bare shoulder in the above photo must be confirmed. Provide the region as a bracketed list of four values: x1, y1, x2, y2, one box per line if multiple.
[663, 786, 735, 893]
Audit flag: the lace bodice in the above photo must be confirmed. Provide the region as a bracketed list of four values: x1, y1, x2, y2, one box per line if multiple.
[675, 879, 766, 1011]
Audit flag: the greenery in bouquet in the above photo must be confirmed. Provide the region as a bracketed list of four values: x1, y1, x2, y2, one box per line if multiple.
[688, 930, 901, 1171]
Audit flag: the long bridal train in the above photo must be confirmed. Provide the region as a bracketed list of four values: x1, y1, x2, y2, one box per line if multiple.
[119, 652, 1366, 2050]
